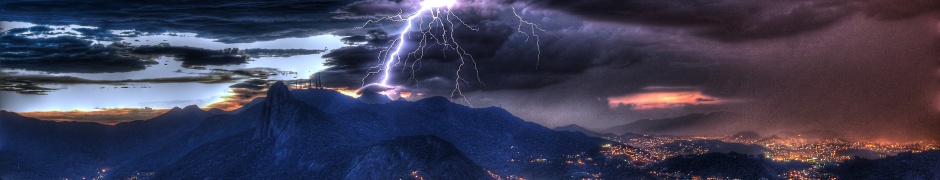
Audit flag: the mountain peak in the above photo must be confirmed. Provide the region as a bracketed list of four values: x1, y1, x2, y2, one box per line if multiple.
[0, 110, 28, 120]
[255, 81, 329, 140]
[183, 105, 201, 111]
[266, 81, 292, 102]
[166, 105, 205, 114]
[357, 90, 391, 104]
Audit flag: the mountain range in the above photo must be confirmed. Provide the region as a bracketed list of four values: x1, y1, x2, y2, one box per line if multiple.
[604, 112, 750, 136]
[0, 81, 645, 179]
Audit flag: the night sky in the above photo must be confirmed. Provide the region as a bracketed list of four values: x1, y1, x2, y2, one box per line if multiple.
[1, 0, 939, 141]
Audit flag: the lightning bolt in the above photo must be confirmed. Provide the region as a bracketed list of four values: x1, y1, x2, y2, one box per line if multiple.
[359, 0, 544, 106]
[512, 6, 547, 68]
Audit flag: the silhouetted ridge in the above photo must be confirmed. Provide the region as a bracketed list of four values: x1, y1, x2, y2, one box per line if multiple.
[654, 152, 810, 179]
[161, 105, 207, 117]
[730, 131, 762, 140]
[182, 105, 201, 111]
[0, 110, 24, 119]
[418, 96, 451, 104]
[345, 135, 491, 180]
[168, 106, 182, 112]
[357, 89, 391, 104]
[823, 150, 940, 179]
[207, 108, 226, 114]
[145, 105, 210, 126]
[1, 82, 617, 179]
[606, 112, 746, 135]
[290, 89, 360, 113]
[554, 124, 612, 137]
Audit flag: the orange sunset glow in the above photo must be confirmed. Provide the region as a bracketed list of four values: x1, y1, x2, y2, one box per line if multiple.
[16, 86, 368, 125]
[16, 108, 171, 125]
[607, 90, 721, 110]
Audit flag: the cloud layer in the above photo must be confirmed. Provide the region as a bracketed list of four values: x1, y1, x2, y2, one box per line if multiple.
[1, 0, 938, 140]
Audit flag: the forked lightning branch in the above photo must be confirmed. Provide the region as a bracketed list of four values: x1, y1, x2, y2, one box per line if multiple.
[357, 0, 544, 105]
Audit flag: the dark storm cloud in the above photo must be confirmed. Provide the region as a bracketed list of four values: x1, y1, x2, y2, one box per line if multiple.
[73, 28, 123, 41]
[320, 3, 728, 99]
[229, 79, 270, 91]
[322, 46, 385, 73]
[321, 4, 582, 93]
[336, 0, 502, 24]
[341, 35, 370, 44]
[0, 35, 158, 73]
[0, 81, 55, 95]
[340, 30, 390, 45]
[0, 0, 363, 43]
[322, 26, 721, 105]
[208, 79, 277, 110]
[510, 0, 940, 41]
[335, 0, 420, 19]
[319, 45, 383, 88]
[0, 0, 934, 141]
[414, 5, 940, 141]
[0, 32, 320, 73]
[0, 74, 237, 95]
[323, 0, 804, 96]
[857, 0, 940, 19]
[516, 0, 858, 41]
[0, 74, 239, 85]
[0, 67, 293, 95]
[131, 46, 249, 67]
[226, 79, 271, 99]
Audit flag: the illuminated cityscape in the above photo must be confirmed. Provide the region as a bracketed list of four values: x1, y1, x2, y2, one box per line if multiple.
[599, 134, 937, 179]
[466, 131, 939, 180]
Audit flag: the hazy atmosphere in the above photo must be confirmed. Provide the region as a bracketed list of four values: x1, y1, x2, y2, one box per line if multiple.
[3, 0, 938, 141]
[2, 0, 940, 179]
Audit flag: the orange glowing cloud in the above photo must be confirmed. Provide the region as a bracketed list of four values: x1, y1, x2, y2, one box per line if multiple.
[607, 90, 722, 110]
[399, 91, 413, 98]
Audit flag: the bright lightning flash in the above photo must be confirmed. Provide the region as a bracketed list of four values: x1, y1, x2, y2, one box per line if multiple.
[359, 0, 543, 106]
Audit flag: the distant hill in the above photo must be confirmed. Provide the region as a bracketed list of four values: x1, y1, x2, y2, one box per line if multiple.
[604, 112, 748, 136]
[823, 150, 940, 179]
[660, 140, 769, 155]
[0, 81, 643, 179]
[0, 104, 216, 179]
[775, 129, 844, 140]
[654, 152, 809, 179]
[835, 149, 885, 160]
[553, 124, 615, 137]
[730, 131, 762, 141]
[345, 136, 491, 179]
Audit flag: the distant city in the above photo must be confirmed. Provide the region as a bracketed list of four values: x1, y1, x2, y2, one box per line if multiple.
[487, 126, 940, 179]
